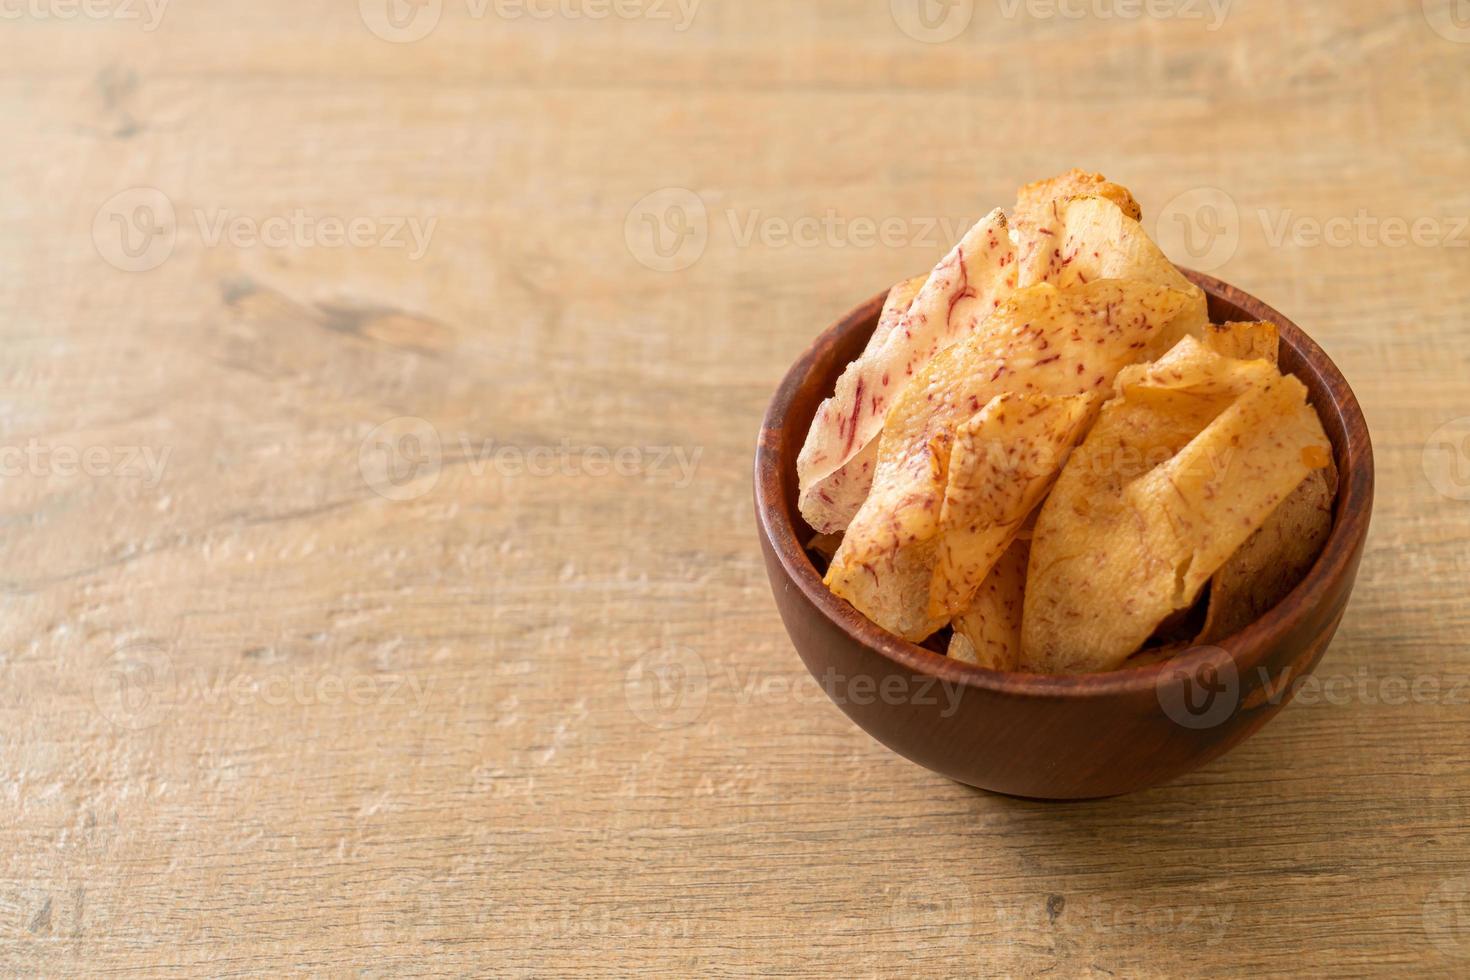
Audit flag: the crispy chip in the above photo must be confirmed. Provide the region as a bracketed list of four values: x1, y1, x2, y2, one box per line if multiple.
[825, 279, 1198, 641]
[1013, 507, 1040, 542]
[833, 537, 947, 642]
[1020, 341, 1332, 673]
[1113, 334, 1280, 419]
[1014, 169, 1143, 224]
[797, 211, 1017, 533]
[1198, 459, 1338, 642]
[1017, 196, 1209, 340]
[797, 176, 1169, 535]
[796, 276, 927, 530]
[947, 631, 980, 665]
[929, 391, 1096, 619]
[949, 538, 1029, 671]
[1079, 335, 1325, 664]
[870, 275, 929, 349]
[1204, 320, 1279, 363]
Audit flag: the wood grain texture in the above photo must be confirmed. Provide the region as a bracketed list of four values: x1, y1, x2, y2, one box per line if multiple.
[1, 0, 1468, 975]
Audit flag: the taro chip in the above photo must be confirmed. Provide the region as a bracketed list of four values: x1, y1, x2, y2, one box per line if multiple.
[795, 277, 926, 531]
[1020, 341, 1333, 674]
[797, 211, 1018, 534]
[869, 275, 929, 350]
[1017, 196, 1209, 340]
[1204, 320, 1279, 363]
[1012, 169, 1142, 234]
[824, 278, 1198, 642]
[929, 391, 1096, 619]
[797, 174, 1168, 536]
[1198, 460, 1338, 642]
[949, 538, 1029, 672]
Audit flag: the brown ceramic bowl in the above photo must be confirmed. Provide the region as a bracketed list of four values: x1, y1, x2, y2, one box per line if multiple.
[754, 270, 1373, 800]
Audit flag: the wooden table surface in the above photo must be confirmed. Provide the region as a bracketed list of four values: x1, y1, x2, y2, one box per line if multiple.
[3, 1, 1469, 975]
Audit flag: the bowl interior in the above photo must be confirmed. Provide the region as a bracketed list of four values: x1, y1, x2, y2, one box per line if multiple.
[756, 269, 1374, 695]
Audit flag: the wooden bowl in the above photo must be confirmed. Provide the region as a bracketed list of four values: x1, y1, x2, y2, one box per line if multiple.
[754, 270, 1374, 800]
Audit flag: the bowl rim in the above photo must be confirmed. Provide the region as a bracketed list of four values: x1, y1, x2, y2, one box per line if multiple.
[754, 269, 1375, 698]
